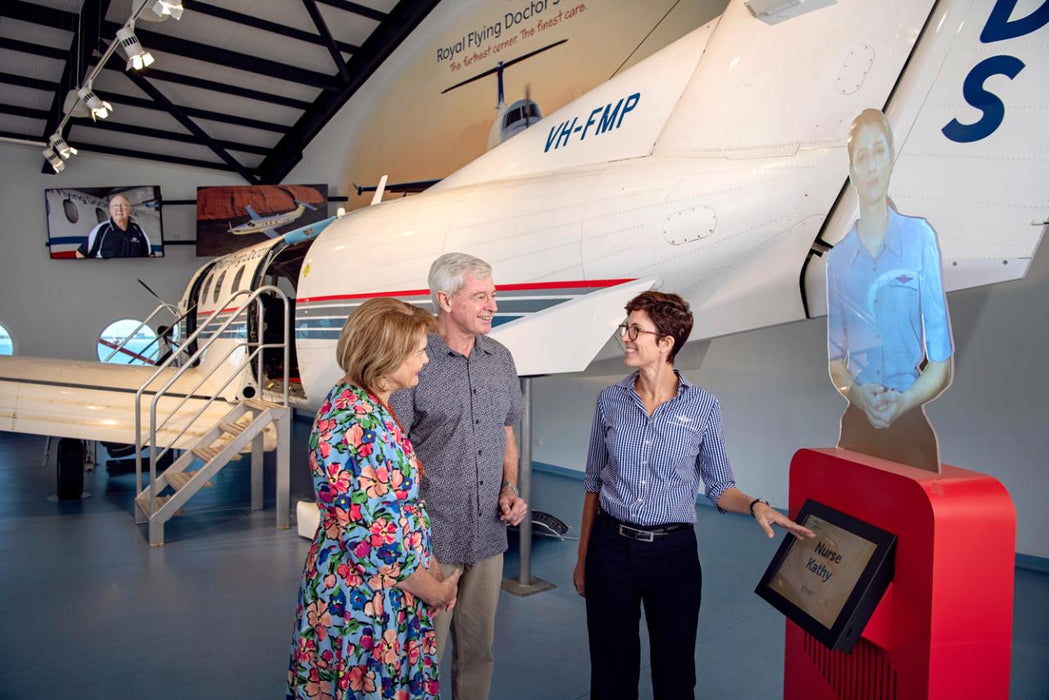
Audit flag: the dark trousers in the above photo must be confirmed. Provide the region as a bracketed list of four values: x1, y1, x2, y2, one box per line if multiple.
[585, 511, 703, 700]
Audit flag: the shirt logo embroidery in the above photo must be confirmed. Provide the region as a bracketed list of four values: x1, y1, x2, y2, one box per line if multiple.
[895, 274, 913, 284]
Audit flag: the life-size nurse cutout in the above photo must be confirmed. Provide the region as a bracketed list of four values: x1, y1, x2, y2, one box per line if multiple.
[826, 108, 954, 473]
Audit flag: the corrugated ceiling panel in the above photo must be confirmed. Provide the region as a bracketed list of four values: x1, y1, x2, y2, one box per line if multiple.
[0, 49, 65, 83]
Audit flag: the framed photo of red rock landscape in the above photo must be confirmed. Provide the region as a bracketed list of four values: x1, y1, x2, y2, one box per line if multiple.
[196, 184, 327, 256]
[755, 499, 896, 653]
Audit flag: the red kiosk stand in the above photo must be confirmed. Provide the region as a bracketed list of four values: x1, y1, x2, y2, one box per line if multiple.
[784, 448, 1015, 700]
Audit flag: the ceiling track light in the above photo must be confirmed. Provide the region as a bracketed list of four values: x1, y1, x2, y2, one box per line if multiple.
[78, 86, 113, 121]
[42, 147, 65, 173]
[48, 133, 78, 159]
[136, 0, 184, 22]
[117, 24, 154, 71]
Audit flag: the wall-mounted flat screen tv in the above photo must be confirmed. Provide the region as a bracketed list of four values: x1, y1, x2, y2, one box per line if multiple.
[755, 499, 896, 653]
[45, 186, 163, 259]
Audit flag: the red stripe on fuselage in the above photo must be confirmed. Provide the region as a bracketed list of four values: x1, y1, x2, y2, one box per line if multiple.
[295, 279, 635, 305]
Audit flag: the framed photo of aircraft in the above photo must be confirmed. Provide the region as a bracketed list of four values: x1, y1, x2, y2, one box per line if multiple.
[196, 184, 328, 257]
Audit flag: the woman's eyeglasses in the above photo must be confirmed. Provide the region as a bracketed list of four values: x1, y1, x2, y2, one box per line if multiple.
[617, 323, 663, 341]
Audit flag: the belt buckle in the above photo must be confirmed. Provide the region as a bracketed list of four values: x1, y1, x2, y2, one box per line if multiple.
[619, 523, 654, 542]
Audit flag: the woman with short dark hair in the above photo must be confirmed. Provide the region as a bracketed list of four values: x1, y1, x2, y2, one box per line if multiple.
[573, 290, 813, 699]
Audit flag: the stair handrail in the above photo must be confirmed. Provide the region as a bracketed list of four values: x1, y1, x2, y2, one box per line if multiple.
[100, 302, 180, 364]
[134, 286, 289, 512]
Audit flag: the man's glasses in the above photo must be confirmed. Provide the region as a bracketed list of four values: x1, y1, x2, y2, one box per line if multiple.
[617, 323, 663, 341]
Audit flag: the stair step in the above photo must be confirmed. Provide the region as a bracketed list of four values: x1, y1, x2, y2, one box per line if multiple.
[166, 471, 212, 490]
[219, 414, 254, 436]
[244, 398, 281, 411]
[135, 492, 181, 516]
[193, 445, 223, 462]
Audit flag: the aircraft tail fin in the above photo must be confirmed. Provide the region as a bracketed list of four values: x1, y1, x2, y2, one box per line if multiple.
[806, 0, 1049, 315]
[654, 0, 936, 157]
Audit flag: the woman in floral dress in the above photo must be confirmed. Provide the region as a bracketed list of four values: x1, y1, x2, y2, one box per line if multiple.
[288, 298, 459, 700]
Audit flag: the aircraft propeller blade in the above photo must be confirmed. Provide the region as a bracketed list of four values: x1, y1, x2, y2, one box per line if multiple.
[440, 39, 568, 94]
[138, 278, 165, 304]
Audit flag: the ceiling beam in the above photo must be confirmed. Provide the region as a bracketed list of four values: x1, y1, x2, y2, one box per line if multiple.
[103, 65, 314, 111]
[0, 104, 50, 120]
[0, 36, 68, 61]
[0, 0, 77, 27]
[124, 71, 258, 183]
[70, 118, 273, 156]
[183, 1, 358, 55]
[66, 141, 238, 172]
[93, 89, 288, 133]
[257, 0, 439, 182]
[104, 21, 341, 91]
[314, 0, 389, 23]
[303, 0, 351, 83]
[0, 71, 58, 93]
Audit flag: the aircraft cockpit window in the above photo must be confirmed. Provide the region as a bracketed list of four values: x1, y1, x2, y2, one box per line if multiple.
[95, 207, 108, 224]
[96, 319, 158, 366]
[231, 266, 245, 293]
[213, 270, 227, 305]
[62, 199, 79, 224]
[0, 322, 14, 355]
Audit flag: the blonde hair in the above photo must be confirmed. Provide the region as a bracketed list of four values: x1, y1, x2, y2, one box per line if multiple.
[847, 108, 895, 163]
[335, 297, 436, 394]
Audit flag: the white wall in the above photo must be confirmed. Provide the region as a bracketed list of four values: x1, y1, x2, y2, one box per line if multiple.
[0, 141, 243, 359]
[529, 239, 1049, 558]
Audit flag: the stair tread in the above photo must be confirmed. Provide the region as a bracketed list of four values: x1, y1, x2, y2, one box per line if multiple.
[167, 470, 213, 490]
[244, 398, 281, 410]
[134, 492, 171, 515]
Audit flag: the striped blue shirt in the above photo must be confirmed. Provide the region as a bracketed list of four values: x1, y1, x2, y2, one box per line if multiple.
[584, 371, 736, 526]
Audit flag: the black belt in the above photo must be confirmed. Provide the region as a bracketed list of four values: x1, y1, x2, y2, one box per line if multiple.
[599, 510, 689, 543]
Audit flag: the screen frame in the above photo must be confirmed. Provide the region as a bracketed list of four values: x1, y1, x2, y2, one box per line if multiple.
[754, 498, 896, 653]
[44, 185, 165, 259]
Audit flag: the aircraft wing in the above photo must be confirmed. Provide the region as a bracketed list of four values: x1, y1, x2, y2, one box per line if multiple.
[0, 356, 239, 448]
[488, 277, 658, 376]
[245, 205, 260, 220]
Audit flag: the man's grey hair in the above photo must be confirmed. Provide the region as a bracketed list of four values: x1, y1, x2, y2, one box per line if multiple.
[428, 252, 492, 310]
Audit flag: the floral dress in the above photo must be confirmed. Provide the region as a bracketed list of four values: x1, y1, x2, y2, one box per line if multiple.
[288, 383, 439, 699]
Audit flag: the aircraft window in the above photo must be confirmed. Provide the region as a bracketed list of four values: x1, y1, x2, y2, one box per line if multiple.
[231, 266, 245, 292]
[213, 270, 227, 305]
[0, 322, 14, 355]
[62, 199, 79, 224]
[96, 319, 158, 366]
[95, 207, 108, 224]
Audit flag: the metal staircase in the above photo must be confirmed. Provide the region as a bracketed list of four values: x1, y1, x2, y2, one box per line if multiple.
[130, 287, 293, 546]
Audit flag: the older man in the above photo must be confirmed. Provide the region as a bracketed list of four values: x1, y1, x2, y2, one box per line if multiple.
[390, 252, 526, 699]
[76, 194, 153, 258]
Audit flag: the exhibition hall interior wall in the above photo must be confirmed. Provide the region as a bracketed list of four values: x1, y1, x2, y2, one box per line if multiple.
[0, 142, 240, 358]
[1, 0, 1044, 564]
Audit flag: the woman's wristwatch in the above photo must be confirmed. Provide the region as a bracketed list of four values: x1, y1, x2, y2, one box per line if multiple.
[501, 480, 520, 497]
[749, 498, 770, 516]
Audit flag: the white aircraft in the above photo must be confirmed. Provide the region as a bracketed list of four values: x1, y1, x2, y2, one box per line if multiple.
[0, 0, 1046, 539]
[229, 202, 308, 237]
